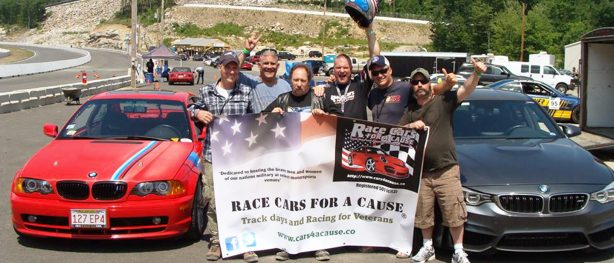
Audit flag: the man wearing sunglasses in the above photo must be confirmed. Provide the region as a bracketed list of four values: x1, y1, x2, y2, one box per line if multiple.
[398, 58, 486, 263]
[238, 33, 292, 113]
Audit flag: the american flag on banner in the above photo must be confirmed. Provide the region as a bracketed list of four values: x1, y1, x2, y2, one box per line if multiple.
[211, 113, 336, 168]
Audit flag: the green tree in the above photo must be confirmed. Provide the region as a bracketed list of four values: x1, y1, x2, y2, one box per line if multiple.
[430, 0, 492, 53]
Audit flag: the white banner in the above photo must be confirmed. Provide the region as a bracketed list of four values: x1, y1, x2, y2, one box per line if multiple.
[211, 113, 428, 258]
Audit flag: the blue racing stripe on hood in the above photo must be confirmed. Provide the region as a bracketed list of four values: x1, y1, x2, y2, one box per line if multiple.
[188, 152, 200, 167]
[111, 141, 158, 180]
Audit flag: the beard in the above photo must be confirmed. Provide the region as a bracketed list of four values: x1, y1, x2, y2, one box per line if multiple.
[413, 86, 432, 99]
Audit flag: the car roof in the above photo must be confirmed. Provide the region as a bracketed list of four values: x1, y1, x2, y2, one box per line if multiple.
[466, 88, 532, 101]
[91, 89, 194, 102]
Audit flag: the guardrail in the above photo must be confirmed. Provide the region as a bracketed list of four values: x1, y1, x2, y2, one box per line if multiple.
[0, 75, 130, 114]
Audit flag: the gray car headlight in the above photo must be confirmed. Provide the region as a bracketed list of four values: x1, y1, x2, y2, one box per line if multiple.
[463, 187, 493, 206]
[590, 181, 614, 204]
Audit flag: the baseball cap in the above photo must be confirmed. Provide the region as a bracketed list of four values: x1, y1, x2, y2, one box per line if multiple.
[409, 68, 430, 80]
[218, 51, 239, 66]
[368, 55, 390, 70]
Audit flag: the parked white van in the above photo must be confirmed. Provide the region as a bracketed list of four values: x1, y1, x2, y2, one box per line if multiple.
[499, 61, 574, 93]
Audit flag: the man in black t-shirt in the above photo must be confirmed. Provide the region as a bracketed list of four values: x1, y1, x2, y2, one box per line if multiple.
[398, 59, 486, 263]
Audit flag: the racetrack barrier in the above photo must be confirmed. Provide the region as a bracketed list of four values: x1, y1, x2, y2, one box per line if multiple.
[0, 75, 130, 114]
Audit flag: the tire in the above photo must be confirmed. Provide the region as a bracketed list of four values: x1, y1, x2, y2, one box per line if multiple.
[365, 158, 376, 173]
[556, 83, 568, 94]
[185, 178, 207, 241]
[327, 68, 333, 76]
[169, 81, 174, 85]
[190, 81, 194, 85]
[571, 106, 580, 124]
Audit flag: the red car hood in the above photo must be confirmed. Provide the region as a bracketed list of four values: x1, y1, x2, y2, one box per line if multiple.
[20, 140, 196, 182]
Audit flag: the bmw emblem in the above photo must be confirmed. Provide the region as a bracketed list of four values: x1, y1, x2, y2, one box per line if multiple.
[538, 184, 549, 194]
[88, 172, 98, 178]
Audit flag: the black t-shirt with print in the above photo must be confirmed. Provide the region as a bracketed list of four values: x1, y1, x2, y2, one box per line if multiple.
[328, 80, 371, 120]
[399, 90, 459, 171]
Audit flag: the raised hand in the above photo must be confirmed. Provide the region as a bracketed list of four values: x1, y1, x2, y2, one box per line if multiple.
[472, 58, 487, 74]
[441, 68, 458, 91]
[244, 32, 261, 52]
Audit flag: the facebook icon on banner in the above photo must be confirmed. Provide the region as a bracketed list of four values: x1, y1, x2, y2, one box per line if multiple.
[225, 236, 239, 252]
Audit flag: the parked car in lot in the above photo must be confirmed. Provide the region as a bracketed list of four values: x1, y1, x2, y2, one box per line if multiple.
[168, 67, 194, 85]
[246, 55, 260, 64]
[303, 59, 328, 75]
[192, 54, 204, 61]
[450, 88, 614, 253]
[308, 50, 322, 58]
[277, 51, 297, 60]
[176, 53, 188, 61]
[11, 89, 207, 240]
[240, 61, 253, 71]
[429, 73, 467, 90]
[457, 63, 531, 85]
[487, 79, 581, 123]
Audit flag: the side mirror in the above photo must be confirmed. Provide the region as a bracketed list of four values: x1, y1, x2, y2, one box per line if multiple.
[43, 123, 59, 137]
[558, 124, 581, 138]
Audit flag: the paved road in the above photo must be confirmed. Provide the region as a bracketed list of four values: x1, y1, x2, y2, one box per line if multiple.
[0, 47, 130, 92]
[1, 66, 613, 262]
[1, 44, 84, 64]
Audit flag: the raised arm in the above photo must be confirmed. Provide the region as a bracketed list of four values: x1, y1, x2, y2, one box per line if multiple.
[366, 23, 380, 57]
[457, 58, 487, 102]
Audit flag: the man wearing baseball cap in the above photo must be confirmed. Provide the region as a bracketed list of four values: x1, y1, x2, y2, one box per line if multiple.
[399, 59, 486, 263]
[189, 50, 256, 262]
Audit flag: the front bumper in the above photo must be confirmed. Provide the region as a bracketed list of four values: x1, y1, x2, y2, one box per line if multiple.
[464, 201, 614, 252]
[11, 192, 194, 240]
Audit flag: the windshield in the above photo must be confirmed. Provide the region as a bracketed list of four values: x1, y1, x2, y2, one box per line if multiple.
[59, 99, 192, 140]
[453, 100, 562, 139]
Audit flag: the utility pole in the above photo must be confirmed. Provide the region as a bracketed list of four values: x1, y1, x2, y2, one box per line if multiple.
[130, 0, 137, 88]
[321, 0, 327, 56]
[520, 2, 526, 61]
[160, 0, 165, 45]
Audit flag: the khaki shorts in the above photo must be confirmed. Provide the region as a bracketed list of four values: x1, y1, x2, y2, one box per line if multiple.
[414, 165, 467, 229]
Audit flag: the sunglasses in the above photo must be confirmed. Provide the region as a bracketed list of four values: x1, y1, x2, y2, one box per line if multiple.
[410, 79, 430, 85]
[371, 67, 389, 77]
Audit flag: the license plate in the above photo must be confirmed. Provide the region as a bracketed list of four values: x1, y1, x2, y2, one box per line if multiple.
[178, 74, 184, 77]
[70, 209, 107, 228]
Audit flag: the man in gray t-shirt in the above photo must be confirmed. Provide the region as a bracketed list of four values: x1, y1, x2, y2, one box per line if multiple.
[239, 33, 291, 113]
[239, 50, 291, 112]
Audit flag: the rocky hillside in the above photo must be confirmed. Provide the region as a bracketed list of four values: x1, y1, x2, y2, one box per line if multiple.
[11, 0, 431, 54]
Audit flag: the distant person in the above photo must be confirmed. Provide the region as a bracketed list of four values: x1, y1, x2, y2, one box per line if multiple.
[195, 65, 205, 84]
[146, 59, 154, 73]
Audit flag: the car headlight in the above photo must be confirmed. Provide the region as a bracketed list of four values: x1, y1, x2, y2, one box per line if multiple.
[463, 187, 493, 206]
[131, 180, 185, 196]
[590, 181, 614, 204]
[15, 178, 54, 194]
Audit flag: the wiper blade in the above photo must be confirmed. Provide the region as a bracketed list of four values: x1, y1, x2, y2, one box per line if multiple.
[107, 136, 166, 141]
